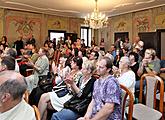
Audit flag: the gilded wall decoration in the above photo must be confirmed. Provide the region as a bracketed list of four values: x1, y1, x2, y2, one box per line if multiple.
[47, 16, 69, 30]
[69, 18, 79, 33]
[115, 21, 127, 31]
[135, 16, 150, 32]
[5, 15, 41, 44]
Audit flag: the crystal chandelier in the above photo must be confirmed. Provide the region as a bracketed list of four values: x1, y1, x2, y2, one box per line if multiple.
[84, 0, 108, 29]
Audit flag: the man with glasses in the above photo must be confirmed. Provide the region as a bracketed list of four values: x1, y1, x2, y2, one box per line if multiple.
[78, 57, 121, 120]
[0, 71, 36, 120]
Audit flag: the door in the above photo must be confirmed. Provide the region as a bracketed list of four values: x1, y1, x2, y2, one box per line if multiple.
[138, 32, 160, 58]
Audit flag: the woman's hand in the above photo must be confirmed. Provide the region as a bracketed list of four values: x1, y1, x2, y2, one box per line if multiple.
[142, 58, 149, 67]
[52, 61, 58, 74]
[64, 75, 74, 85]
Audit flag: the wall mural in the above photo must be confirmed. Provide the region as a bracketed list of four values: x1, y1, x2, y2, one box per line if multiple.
[47, 16, 69, 30]
[5, 16, 41, 44]
[69, 18, 79, 33]
[0, 9, 3, 37]
[155, 14, 165, 28]
[115, 21, 127, 31]
[134, 16, 150, 32]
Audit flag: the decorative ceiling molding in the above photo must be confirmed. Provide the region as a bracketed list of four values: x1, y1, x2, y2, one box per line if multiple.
[5, 1, 80, 13]
[114, 3, 133, 8]
[136, 0, 156, 5]
[0, 0, 164, 18]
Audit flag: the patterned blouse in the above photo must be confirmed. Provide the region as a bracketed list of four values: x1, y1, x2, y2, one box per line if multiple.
[91, 75, 122, 120]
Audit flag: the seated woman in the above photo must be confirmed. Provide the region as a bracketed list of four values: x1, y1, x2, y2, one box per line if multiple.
[38, 56, 83, 120]
[51, 55, 71, 86]
[113, 56, 135, 99]
[137, 48, 160, 90]
[117, 56, 136, 99]
[51, 62, 96, 120]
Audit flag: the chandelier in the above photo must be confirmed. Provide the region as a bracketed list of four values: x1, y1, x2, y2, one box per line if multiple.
[84, 0, 108, 29]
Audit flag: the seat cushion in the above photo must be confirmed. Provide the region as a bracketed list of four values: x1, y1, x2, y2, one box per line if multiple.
[132, 104, 162, 120]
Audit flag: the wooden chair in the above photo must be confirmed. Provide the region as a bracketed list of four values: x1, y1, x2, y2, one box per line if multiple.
[56, 50, 61, 65]
[32, 105, 41, 120]
[53, 49, 61, 65]
[25, 68, 33, 77]
[129, 73, 164, 120]
[120, 84, 134, 120]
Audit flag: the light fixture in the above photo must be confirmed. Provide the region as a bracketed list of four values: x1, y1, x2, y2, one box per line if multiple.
[84, 0, 108, 29]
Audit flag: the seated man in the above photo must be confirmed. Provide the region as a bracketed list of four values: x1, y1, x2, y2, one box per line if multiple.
[0, 71, 36, 120]
[0, 56, 15, 72]
[2, 48, 19, 72]
[78, 57, 122, 120]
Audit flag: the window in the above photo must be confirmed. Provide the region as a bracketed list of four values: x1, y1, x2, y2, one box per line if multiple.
[48, 30, 66, 44]
[80, 27, 92, 47]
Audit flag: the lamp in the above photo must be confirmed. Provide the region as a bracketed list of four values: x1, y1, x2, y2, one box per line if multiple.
[84, 0, 108, 29]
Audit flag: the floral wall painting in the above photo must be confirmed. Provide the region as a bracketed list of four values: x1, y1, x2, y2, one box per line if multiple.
[134, 16, 150, 32]
[5, 16, 41, 44]
[52, 20, 61, 29]
[47, 17, 68, 30]
[14, 17, 39, 36]
[115, 21, 127, 31]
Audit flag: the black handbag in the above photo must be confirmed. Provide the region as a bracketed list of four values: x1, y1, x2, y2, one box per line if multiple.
[38, 72, 53, 92]
[64, 96, 91, 115]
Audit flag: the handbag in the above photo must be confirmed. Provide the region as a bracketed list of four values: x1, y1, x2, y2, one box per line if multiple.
[38, 73, 53, 92]
[53, 80, 69, 97]
[64, 95, 91, 115]
[54, 87, 69, 97]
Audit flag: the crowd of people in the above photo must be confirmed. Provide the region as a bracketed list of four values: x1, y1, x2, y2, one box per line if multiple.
[0, 34, 164, 120]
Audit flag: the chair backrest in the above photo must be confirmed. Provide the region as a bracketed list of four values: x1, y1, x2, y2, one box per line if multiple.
[139, 73, 164, 115]
[120, 84, 134, 120]
[53, 50, 61, 65]
[32, 105, 41, 120]
[56, 50, 61, 65]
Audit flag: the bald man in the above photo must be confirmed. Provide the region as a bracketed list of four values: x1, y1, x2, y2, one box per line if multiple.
[0, 71, 36, 120]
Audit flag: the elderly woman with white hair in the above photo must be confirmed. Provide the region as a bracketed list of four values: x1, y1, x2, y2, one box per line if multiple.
[114, 56, 136, 97]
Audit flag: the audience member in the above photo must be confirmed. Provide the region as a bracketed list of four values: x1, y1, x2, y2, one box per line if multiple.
[38, 56, 83, 120]
[78, 57, 121, 120]
[51, 61, 96, 120]
[0, 71, 36, 120]
[14, 36, 24, 56]
[2, 48, 19, 72]
[137, 48, 160, 90]
[0, 56, 15, 72]
[129, 52, 139, 81]
[100, 38, 105, 51]
[117, 56, 136, 99]
[26, 47, 49, 93]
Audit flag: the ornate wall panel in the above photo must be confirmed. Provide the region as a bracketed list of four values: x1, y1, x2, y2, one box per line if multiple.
[0, 9, 4, 38]
[133, 10, 152, 37]
[5, 10, 42, 46]
[153, 6, 165, 29]
[47, 16, 69, 31]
